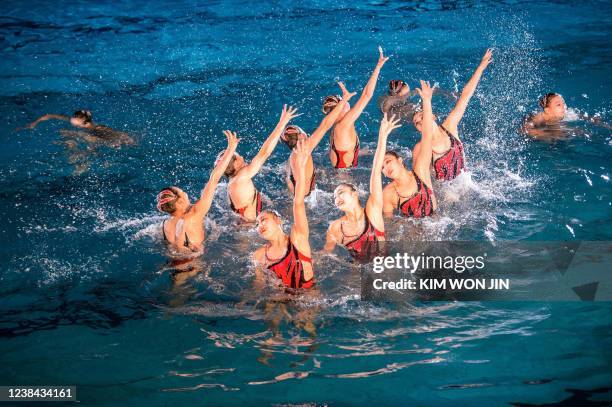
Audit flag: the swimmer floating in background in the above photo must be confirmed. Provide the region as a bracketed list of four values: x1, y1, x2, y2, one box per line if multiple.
[282, 82, 356, 196]
[157, 130, 238, 254]
[324, 113, 401, 262]
[18, 109, 134, 147]
[253, 139, 315, 290]
[322, 46, 389, 169]
[223, 105, 301, 222]
[382, 80, 437, 218]
[412, 48, 492, 181]
[18, 109, 135, 174]
[521, 92, 612, 140]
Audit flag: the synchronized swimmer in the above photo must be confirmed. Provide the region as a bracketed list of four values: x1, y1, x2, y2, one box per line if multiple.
[17, 46, 609, 292]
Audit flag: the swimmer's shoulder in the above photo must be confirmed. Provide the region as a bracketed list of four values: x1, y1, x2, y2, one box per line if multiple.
[253, 246, 266, 266]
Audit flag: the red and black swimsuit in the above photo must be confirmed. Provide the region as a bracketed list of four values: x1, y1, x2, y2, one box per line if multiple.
[229, 190, 262, 218]
[289, 168, 316, 197]
[341, 212, 385, 261]
[331, 132, 359, 169]
[265, 239, 315, 289]
[396, 173, 435, 218]
[432, 125, 465, 181]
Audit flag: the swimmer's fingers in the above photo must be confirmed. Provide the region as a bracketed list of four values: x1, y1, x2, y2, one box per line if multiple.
[377, 45, 389, 65]
[480, 48, 493, 68]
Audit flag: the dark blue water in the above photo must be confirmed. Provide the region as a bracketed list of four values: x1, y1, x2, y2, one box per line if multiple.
[1, 1, 611, 405]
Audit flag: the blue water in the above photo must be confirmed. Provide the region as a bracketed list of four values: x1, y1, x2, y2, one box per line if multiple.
[1, 0, 611, 405]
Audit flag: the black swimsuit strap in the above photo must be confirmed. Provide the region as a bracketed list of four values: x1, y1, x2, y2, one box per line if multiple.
[340, 211, 370, 245]
[265, 237, 291, 267]
[439, 124, 457, 142]
[162, 219, 168, 241]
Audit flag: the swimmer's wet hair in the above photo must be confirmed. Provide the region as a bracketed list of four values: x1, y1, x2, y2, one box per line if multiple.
[385, 150, 402, 160]
[73, 110, 93, 123]
[322, 95, 341, 115]
[281, 125, 305, 149]
[157, 187, 179, 214]
[336, 182, 357, 193]
[539, 93, 561, 109]
[215, 150, 238, 178]
[389, 80, 405, 96]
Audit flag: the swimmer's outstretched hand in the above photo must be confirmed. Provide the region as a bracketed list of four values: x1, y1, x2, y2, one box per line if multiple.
[338, 82, 357, 100]
[279, 104, 301, 124]
[377, 46, 389, 67]
[479, 48, 493, 69]
[222, 130, 240, 151]
[415, 80, 434, 101]
[293, 139, 311, 168]
[379, 113, 402, 137]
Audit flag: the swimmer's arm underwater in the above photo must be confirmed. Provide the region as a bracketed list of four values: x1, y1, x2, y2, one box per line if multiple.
[443, 48, 492, 135]
[239, 105, 300, 179]
[338, 47, 389, 126]
[19, 114, 70, 131]
[307, 82, 356, 151]
[192, 130, 239, 219]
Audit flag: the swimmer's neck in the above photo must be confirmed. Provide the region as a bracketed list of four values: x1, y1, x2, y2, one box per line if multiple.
[344, 206, 365, 223]
[395, 167, 413, 186]
[268, 233, 288, 249]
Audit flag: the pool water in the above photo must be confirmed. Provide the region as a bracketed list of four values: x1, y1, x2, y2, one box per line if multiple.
[0, 0, 611, 405]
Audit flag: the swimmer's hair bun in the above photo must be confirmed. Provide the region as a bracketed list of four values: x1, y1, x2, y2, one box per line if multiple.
[389, 80, 405, 96]
[73, 109, 93, 123]
[322, 95, 341, 114]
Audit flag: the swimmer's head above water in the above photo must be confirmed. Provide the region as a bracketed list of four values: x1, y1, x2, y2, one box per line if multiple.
[539, 93, 566, 120]
[333, 183, 360, 212]
[382, 151, 405, 180]
[256, 210, 284, 241]
[281, 125, 307, 149]
[70, 110, 94, 128]
[388, 80, 410, 97]
[321, 95, 350, 116]
[215, 150, 245, 178]
[411, 108, 438, 134]
[156, 186, 190, 214]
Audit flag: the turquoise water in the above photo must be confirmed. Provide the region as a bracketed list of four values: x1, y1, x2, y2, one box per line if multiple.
[1, 0, 611, 405]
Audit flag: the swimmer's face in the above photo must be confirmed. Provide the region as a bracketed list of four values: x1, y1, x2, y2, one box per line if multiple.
[334, 185, 358, 211]
[412, 111, 437, 133]
[256, 212, 282, 240]
[70, 117, 88, 128]
[382, 154, 403, 179]
[545, 95, 566, 119]
[399, 84, 410, 97]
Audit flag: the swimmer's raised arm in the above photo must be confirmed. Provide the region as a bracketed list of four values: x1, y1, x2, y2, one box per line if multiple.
[444, 48, 493, 134]
[193, 130, 239, 219]
[368, 113, 401, 228]
[308, 82, 356, 150]
[290, 139, 312, 257]
[339, 47, 389, 126]
[18, 114, 70, 131]
[239, 105, 300, 179]
[414, 81, 435, 185]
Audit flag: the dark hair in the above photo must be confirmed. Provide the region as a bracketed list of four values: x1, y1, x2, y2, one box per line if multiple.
[336, 182, 357, 192]
[157, 187, 178, 214]
[73, 110, 93, 123]
[539, 93, 561, 109]
[385, 150, 401, 160]
[216, 151, 238, 178]
[322, 95, 341, 114]
[281, 125, 304, 149]
[389, 80, 405, 96]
